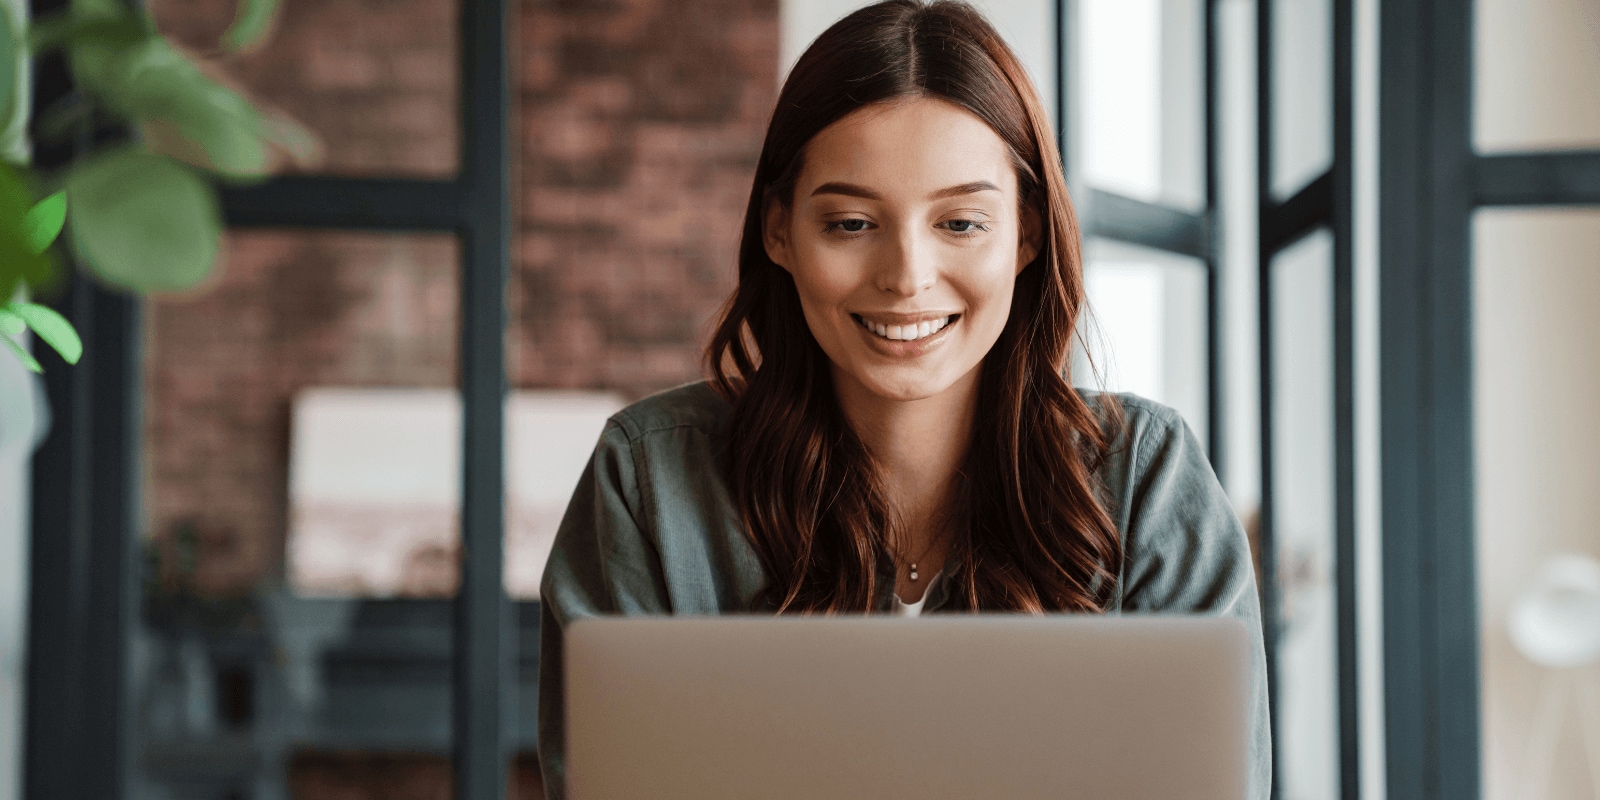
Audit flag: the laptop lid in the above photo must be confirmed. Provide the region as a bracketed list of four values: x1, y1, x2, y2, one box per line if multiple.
[565, 615, 1251, 800]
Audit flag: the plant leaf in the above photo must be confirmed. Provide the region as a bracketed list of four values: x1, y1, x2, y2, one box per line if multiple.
[0, 308, 23, 336]
[23, 192, 67, 254]
[260, 111, 323, 170]
[26, 12, 76, 53]
[34, 92, 95, 144]
[221, 0, 280, 54]
[29, 13, 146, 56]
[0, 5, 18, 128]
[87, 37, 271, 177]
[72, 0, 138, 20]
[9, 303, 82, 364]
[0, 164, 57, 300]
[64, 0, 155, 104]
[59, 9, 282, 180]
[65, 146, 222, 292]
[1, 332, 41, 373]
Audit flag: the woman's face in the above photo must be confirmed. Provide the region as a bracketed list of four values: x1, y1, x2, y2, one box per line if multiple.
[764, 97, 1039, 406]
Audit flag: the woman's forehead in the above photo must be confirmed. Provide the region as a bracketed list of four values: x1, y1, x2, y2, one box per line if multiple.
[796, 97, 1018, 200]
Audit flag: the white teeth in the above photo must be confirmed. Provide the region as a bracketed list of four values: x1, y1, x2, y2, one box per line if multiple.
[857, 315, 953, 342]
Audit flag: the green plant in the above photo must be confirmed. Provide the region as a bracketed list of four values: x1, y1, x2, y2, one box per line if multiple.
[0, 0, 318, 372]
[0, 182, 78, 370]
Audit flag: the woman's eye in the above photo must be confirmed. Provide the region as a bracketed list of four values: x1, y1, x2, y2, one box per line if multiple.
[942, 219, 987, 234]
[826, 218, 871, 234]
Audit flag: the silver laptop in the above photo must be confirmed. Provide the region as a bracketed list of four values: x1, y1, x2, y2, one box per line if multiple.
[564, 615, 1251, 800]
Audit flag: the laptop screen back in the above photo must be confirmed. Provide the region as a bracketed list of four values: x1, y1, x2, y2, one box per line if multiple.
[565, 615, 1251, 800]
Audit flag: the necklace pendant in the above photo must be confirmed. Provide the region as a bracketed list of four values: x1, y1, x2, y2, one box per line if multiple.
[909, 563, 919, 582]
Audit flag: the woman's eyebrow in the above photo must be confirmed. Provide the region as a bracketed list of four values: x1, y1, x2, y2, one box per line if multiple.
[928, 180, 1001, 199]
[810, 181, 882, 200]
[809, 180, 1002, 200]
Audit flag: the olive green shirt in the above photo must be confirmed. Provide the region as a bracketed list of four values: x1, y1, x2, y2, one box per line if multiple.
[537, 382, 1271, 799]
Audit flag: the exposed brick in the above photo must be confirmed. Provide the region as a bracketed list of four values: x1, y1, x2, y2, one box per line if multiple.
[145, 232, 460, 596]
[151, 0, 462, 177]
[141, 25, 776, 796]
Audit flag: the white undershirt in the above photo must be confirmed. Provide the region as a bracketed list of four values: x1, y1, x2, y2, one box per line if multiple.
[893, 592, 929, 617]
[892, 571, 943, 617]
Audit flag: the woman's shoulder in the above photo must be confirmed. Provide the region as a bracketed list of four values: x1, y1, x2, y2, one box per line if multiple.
[1076, 389, 1211, 514]
[606, 380, 731, 442]
[1077, 387, 1192, 453]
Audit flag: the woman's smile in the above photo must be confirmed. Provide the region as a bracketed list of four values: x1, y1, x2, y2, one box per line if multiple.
[850, 312, 961, 355]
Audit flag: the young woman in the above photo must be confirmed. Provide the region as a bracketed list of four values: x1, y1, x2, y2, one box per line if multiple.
[537, 1, 1269, 797]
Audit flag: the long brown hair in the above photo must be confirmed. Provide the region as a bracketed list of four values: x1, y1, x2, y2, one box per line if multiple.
[706, 0, 1123, 613]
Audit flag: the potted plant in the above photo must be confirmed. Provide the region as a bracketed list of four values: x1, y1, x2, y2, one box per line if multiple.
[0, 0, 318, 373]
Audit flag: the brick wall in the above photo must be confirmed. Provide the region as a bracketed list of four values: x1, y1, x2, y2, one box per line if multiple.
[143, 231, 460, 595]
[513, 0, 774, 392]
[143, 0, 777, 595]
[151, 0, 459, 176]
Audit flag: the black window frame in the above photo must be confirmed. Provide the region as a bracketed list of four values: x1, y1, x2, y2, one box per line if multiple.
[1254, 0, 1361, 798]
[23, 2, 516, 799]
[1378, 1, 1600, 798]
[1057, 1, 1363, 797]
[1054, 0, 1227, 471]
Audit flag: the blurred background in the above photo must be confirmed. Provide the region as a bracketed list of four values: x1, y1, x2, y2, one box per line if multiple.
[0, 0, 1597, 798]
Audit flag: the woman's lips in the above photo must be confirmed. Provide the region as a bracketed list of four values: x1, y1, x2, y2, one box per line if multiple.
[850, 313, 960, 354]
[851, 313, 958, 342]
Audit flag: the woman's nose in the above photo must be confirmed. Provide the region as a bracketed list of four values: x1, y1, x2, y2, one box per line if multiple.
[874, 227, 937, 296]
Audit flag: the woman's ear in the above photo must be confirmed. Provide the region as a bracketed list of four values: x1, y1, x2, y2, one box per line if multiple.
[1016, 204, 1044, 274]
[763, 198, 793, 271]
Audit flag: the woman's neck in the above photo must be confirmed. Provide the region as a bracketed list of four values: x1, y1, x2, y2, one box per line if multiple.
[833, 365, 980, 532]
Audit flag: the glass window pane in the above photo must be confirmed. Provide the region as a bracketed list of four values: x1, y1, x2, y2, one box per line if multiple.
[1270, 0, 1332, 200]
[150, 0, 460, 177]
[1217, 0, 1263, 514]
[1079, 0, 1207, 210]
[1268, 227, 1339, 800]
[1474, 0, 1600, 152]
[139, 230, 461, 797]
[1076, 238, 1210, 447]
[1474, 208, 1600, 800]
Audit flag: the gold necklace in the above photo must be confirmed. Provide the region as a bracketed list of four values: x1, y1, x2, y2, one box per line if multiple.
[892, 500, 960, 583]
[895, 525, 948, 583]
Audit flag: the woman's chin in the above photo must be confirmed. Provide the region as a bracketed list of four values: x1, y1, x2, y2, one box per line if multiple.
[839, 365, 972, 406]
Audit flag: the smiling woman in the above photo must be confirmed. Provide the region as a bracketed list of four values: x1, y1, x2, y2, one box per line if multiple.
[536, 2, 1269, 798]
[764, 101, 1032, 407]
